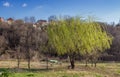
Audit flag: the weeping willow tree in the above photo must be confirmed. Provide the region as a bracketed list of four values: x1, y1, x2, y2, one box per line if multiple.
[47, 16, 112, 69]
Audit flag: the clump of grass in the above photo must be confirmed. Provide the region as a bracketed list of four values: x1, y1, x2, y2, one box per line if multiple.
[73, 74, 79, 77]
[62, 75, 68, 77]
[116, 70, 120, 74]
[95, 74, 102, 77]
[27, 73, 34, 77]
[80, 73, 85, 77]
[100, 66, 105, 69]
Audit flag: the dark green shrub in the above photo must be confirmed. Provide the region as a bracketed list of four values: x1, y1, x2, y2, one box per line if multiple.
[0, 69, 12, 77]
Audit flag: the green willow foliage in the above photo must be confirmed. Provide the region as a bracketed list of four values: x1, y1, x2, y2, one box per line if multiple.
[47, 16, 112, 55]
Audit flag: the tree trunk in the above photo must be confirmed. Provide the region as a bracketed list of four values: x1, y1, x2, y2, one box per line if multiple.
[17, 47, 21, 69]
[85, 56, 89, 67]
[17, 56, 20, 69]
[94, 60, 97, 67]
[94, 58, 97, 67]
[28, 58, 31, 70]
[46, 55, 49, 69]
[27, 49, 31, 70]
[95, 62, 96, 67]
[91, 62, 93, 67]
[91, 59, 93, 67]
[69, 56, 75, 69]
[70, 59, 75, 69]
[85, 60, 88, 67]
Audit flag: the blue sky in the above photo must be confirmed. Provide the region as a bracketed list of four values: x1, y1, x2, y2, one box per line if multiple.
[0, 0, 120, 23]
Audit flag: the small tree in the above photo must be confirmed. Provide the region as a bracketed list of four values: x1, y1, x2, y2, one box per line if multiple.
[21, 23, 36, 70]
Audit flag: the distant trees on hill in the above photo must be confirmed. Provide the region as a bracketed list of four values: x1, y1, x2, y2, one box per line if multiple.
[0, 16, 120, 70]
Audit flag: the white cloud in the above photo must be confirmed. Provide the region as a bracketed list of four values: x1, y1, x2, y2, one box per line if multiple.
[22, 3, 27, 7]
[35, 5, 43, 10]
[3, 2, 10, 7]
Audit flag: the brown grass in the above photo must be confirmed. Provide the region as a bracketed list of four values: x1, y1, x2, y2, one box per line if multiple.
[0, 60, 120, 77]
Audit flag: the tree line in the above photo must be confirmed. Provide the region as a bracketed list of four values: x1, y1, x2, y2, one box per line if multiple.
[0, 16, 119, 69]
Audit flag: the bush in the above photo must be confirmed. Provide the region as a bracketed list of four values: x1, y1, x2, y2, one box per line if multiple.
[0, 69, 13, 77]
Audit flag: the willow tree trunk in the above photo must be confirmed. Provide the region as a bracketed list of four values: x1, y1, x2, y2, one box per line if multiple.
[69, 55, 75, 69]
[70, 59, 75, 69]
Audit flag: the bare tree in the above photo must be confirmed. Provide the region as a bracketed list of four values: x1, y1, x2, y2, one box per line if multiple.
[30, 16, 36, 23]
[22, 23, 36, 70]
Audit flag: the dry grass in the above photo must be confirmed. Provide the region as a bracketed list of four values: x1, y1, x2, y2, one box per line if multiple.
[0, 60, 120, 77]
